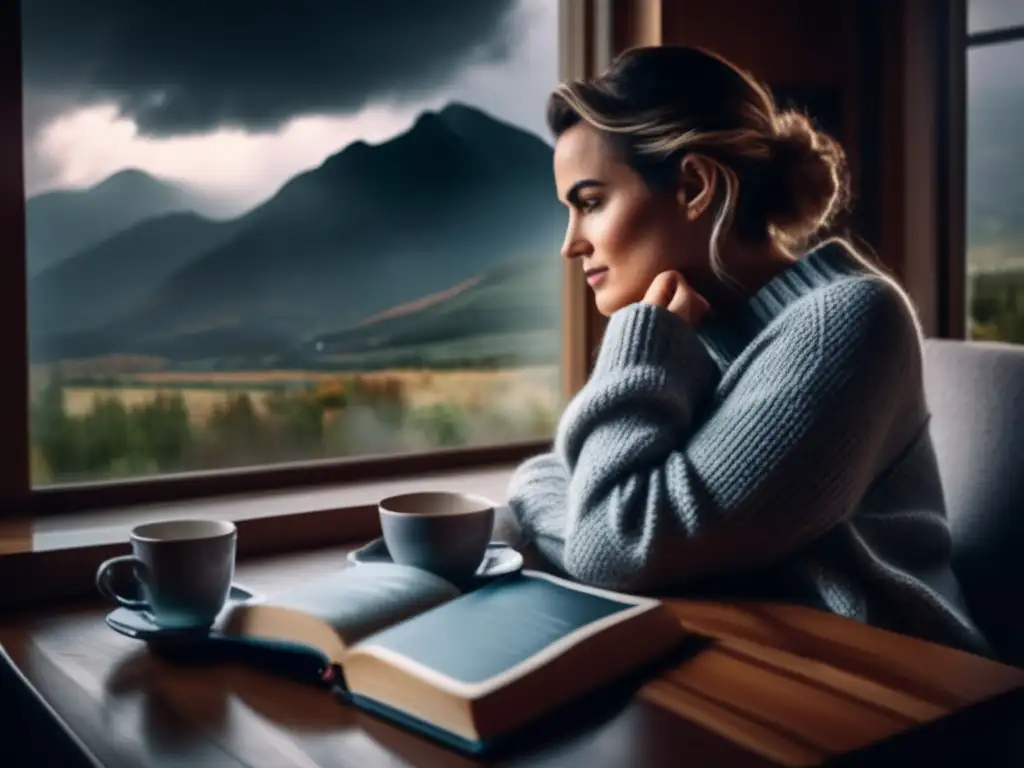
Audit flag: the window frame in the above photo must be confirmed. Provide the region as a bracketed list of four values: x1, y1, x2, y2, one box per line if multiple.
[937, 0, 969, 340]
[0, 0, 614, 519]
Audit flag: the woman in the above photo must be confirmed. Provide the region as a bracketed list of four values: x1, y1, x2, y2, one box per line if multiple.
[504, 45, 990, 655]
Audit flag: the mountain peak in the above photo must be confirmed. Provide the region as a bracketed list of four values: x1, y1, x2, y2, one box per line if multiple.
[321, 108, 467, 176]
[92, 168, 170, 194]
[410, 103, 517, 139]
[409, 109, 446, 132]
[436, 102, 505, 131]
[103, 167, 153, 180]
[26, 168, 207, 278]
[438, 101, 483, 118]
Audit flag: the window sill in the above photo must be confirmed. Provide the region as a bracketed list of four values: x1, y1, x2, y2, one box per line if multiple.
[31, 463, 517, 551]
[0, 462, 519, 610]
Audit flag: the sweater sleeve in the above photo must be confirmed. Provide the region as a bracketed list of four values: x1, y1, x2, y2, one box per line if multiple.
[550, 276, 921, 591]
[504, 451, 572, 572]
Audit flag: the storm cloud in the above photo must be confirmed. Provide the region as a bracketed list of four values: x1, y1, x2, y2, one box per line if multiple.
[21, 0, 521, 136]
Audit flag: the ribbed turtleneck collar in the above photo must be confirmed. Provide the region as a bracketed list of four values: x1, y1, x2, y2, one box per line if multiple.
[697, 239, 879, 368]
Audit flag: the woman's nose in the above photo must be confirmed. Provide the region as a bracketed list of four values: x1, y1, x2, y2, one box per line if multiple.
[560, 238, 574, 261]
[560, 224, 586, 261]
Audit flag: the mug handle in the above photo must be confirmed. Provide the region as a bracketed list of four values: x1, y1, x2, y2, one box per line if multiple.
[95, 555, 150, 611]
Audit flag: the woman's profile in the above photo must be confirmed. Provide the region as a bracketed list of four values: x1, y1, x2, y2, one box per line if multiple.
[504, 45, 990, 656]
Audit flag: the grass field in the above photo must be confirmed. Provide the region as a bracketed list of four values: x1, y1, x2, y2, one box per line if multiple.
[56, 366, 562, 425]
[967, 261, 1024, 344]
[29, 363, 563, 485]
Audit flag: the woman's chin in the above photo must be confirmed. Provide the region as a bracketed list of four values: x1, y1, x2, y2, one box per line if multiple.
[592, 285, 641, 317]
[593, 293, 625, 317]
[592, 292, 612, 317]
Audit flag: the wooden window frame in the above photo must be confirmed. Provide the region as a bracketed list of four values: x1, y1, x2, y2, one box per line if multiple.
[937, 0, 969, 339]
[0, 1, 621, 522]
[871, 0, 964, 338]
[873, 0, 983, 341]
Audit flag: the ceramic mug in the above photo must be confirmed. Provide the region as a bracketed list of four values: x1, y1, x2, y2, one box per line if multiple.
[95, 519, 237, 630]
[378, 491, 495, 583]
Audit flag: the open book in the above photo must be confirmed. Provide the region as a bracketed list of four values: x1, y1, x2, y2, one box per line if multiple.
[220, 563, 688, 755]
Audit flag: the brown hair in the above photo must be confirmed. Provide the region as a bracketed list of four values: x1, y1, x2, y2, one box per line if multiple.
[547, 46, 851, 279]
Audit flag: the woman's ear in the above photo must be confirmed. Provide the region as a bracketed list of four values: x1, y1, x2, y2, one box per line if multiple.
[677, 154, 717, 222]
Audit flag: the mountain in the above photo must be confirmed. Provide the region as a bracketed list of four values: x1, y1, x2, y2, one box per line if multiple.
[29, 212, 243, 338]
[25, 169, 231, 276]
[289, 252, 562, 370]
[30, 103, 565, 367]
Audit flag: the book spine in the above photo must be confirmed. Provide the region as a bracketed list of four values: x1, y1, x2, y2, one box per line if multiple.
[340, 692, 489, 756]
[214, 635, 335, 687]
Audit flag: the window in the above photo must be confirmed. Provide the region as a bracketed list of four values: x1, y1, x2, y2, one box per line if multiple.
[965, 1, 1024, 342]
[21, 0, 566, 489]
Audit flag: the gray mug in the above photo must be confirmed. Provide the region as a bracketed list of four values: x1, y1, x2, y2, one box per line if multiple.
[95, 519, 237, 630]
[379, 491, 495, 583]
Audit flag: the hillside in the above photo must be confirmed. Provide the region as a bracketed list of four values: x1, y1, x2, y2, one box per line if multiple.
[30, 103, 565, 368]
[25, 169, 227, 276]
[290, 251, 562, 370]
[29, 212, 243, 341]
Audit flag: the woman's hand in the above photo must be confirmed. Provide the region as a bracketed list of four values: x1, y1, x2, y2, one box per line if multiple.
[642, 271, 711, 326]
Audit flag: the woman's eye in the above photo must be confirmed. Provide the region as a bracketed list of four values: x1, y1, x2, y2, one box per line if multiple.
[580, 197, 602, 213]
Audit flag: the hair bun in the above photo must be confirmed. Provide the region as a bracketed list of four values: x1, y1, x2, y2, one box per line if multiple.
[764, 110, 849, 246]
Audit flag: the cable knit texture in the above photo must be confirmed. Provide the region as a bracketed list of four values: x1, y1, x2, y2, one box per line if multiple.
[506, 240, 991, 656]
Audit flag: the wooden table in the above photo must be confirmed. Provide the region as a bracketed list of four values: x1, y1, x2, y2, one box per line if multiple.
[2, 543, 1022, 767]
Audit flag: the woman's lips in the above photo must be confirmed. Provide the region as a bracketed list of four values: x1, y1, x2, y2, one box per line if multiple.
[585, 267, 608, 287]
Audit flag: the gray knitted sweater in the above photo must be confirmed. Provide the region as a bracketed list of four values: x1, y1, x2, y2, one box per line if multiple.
[505, 241, 990, 656]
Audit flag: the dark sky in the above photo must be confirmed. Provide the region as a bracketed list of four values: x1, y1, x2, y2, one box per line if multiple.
[21, 0, 560, 198]
[21, 0, 1024, 135]
[21, 0, 521, 137]
[27, 1, 1018, 199]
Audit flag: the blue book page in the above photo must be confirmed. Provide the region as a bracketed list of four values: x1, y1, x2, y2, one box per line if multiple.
[259, 563, 461, 644]
[356, 573, 643, 684]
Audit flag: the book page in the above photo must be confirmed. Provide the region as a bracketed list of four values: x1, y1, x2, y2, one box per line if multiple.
[257, 563, 462, 646]
[355, 572, 647, 684]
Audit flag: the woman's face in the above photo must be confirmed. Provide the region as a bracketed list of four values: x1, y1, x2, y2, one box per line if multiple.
[553, 122, 707, 316]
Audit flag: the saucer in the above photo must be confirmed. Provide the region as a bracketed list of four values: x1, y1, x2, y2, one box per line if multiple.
[105, 583, 262, 644]
[347, 539, 524, 582]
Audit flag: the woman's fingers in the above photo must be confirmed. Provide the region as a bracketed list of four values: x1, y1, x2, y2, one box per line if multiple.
[643, 270, 682, 308]
[643, 270, 710, 326]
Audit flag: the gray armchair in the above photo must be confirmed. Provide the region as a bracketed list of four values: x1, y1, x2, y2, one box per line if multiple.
[922, 338, 1024, 664]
